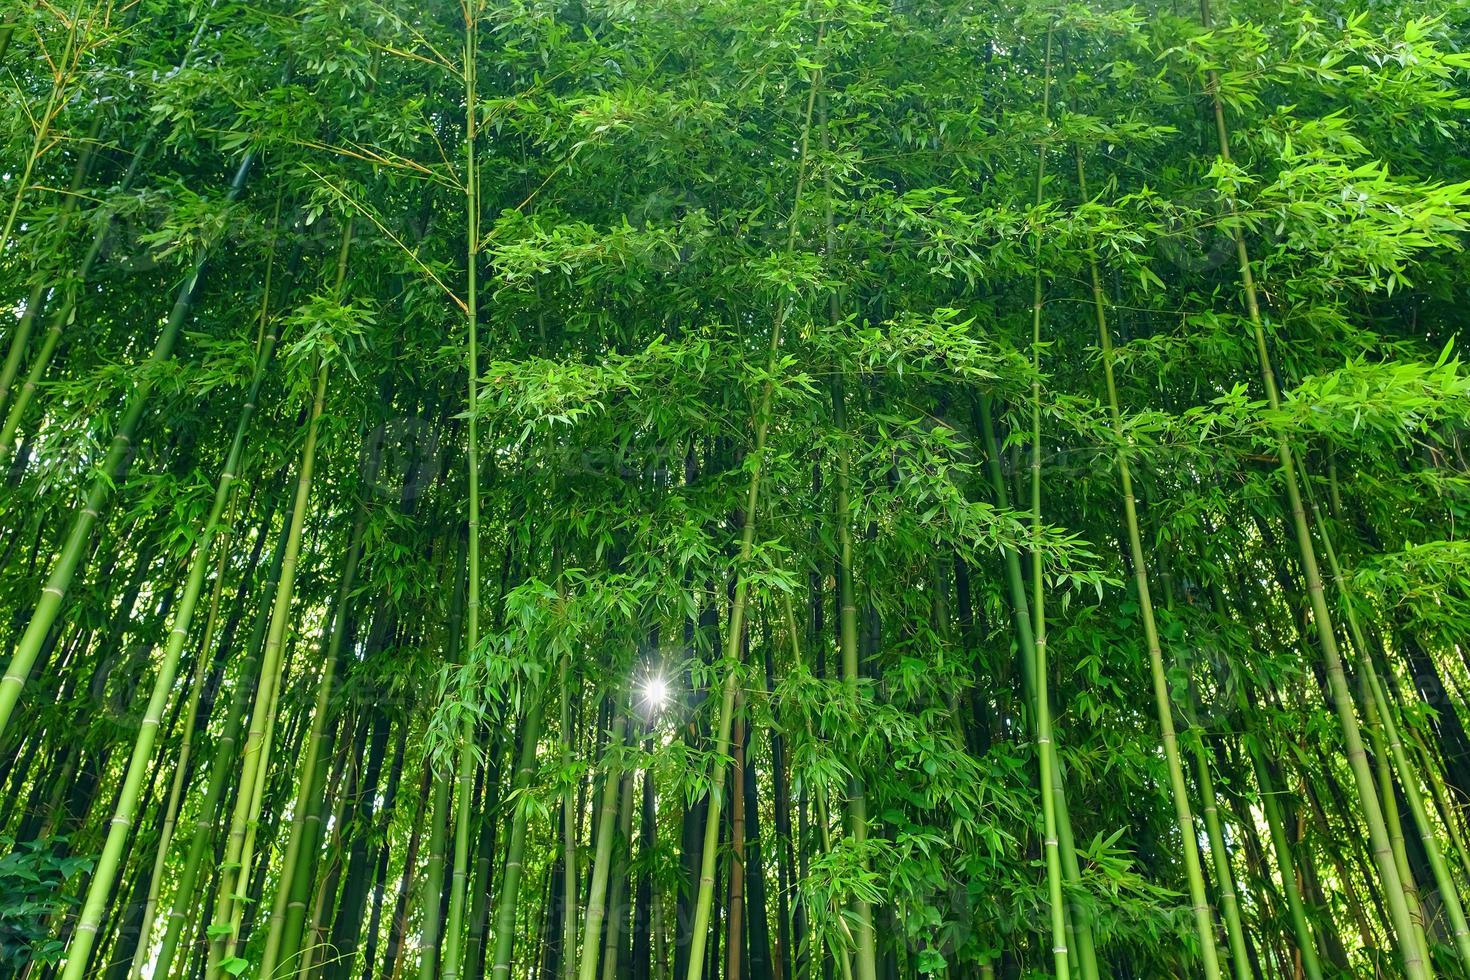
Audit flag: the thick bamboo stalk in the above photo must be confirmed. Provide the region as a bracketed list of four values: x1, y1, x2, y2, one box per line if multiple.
[577, 710, 628, 980]
[58, 269, 283, 980]
[817, 79, 880, 980]
[0, 153, 255, 741]
[151, 487, 296, 980]
[600, 764, 636, 980]
[261, 318, 382, 979]
[384, 766, 431, 980]
[361, 724, 410, 980]
[490, 689, 549, 979]
[420, 773, 454, 980]
[126, 501, 238, 980]
[779, 594, 852, 980]
[726, 708, 747, 980]
[559, 645, 580, 980]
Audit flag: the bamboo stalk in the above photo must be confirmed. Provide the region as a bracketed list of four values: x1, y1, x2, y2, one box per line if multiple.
[975, 396, 1098, 979]
[152, 486, 296, 980]
[442, 7, 485, 974]
[1192, 740, 1253, 980]
[684, 19, 828, 979]
[577, 707, 628, 980]
[489, 687, 549, 979]
[1195, 1, 1428, 969]
[0, 153, 255, 741]
[1312, 492, 1470, 969]
[58, 253, 283, 980]
[206, 360, 330, 979]
[1026, 27, 1070, 979]
[260, 348, 382, 979]
[1070, 141, 1221, 978]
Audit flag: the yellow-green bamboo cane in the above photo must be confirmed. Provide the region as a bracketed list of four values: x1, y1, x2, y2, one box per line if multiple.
[1197, 3, 1427, 973]
[1312, 494, 1470, 969]
[577, 709, 629, 980]
[976, 395, 1098, 980]
[259, 415, 382, 980]
[0, 152, 254, 742]
[206, 361, 330, 979]
[1026, 27, 1069, 979]
[559, 641, 579, 980]
[442, 5, 485, 976]
[126, 503, 235, 980]
[1248, 743, 1324, 980]
[1072, 147, 1221, 979]
[57, 290, 281, 980]
[683, 21, 827, 979]
[1192, 740, 1253, 980]
[489, 684, 548, 979]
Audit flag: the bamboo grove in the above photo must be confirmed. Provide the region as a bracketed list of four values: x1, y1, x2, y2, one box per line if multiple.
[2, 0, 1470, 976]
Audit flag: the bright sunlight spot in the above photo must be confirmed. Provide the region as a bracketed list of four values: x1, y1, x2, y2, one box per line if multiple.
[640, 674, 669, 713]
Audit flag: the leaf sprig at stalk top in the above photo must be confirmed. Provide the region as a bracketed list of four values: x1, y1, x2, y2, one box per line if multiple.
[0, 0, 1467, 978]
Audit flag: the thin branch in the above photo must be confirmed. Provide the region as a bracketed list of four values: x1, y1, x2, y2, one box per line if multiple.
[303, 163, 466, 312]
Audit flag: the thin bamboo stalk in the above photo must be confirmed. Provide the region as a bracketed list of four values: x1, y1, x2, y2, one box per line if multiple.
[1312, 494, 1470, 969]
[1026, 28, 1070, 979]
[442, 8, 485, 974]
[1070, 142, 1221, 978]
[1196, 2, 1426, 973]
[975, 396, 1098, 979]
[684, 20, 828, 979]
[206, 361, 330, 979]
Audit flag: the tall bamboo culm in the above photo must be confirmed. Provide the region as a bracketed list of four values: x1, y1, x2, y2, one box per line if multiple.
[1196, 2, 1427, 974]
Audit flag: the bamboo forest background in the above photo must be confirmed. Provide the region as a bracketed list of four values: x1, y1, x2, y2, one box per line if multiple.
[1, 0, 1469, 977]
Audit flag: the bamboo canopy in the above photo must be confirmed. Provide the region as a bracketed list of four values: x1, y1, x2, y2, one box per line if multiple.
[1, 0, 1469, 978]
